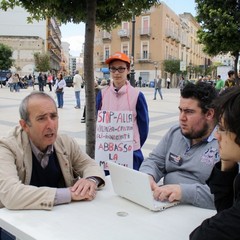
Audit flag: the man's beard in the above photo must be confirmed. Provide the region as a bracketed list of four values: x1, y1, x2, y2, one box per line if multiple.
[181, 122, 209, 140]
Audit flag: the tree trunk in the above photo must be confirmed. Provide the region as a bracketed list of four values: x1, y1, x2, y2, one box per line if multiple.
[84, 0, 96, 158]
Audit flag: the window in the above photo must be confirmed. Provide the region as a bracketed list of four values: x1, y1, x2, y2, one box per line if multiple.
[170, 20, 174, 35]
[122, 21, 129, 30]
[141, 42, 149, 59]
[166, 16, 170, 34]
[122, 21, 129, 35]
[104, 46, 110, 61]
[141, 16, 150, 35]
[122, 44, 129, 56]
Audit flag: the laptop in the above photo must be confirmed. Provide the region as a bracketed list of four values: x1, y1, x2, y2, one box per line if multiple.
[108, 161, 180, 212]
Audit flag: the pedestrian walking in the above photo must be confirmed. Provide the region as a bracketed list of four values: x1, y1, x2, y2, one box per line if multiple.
[153, 75, 163, 100]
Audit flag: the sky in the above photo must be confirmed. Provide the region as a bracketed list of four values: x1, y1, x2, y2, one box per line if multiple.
[60, 0, 196, 57]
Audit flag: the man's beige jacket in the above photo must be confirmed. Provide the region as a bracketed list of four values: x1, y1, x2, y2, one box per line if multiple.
[0, 126, 105, 210]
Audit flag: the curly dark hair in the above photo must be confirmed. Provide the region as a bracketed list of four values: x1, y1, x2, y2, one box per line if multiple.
[181, 82, 218, 113]
[214, 86, 240, 145]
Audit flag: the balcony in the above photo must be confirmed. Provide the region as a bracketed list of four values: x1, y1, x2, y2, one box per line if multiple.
[102, 31, 111, 40]
[139, 27, 151, 37]
[165, 29, 180, 42]
[118, 29, 130, 38]
[136, 53, 151, 63]
[186, 43, 191, 49]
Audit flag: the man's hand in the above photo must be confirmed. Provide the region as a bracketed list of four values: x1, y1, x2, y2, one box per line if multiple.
[153, 184, 182, 202]
[70, 178, 97, 201]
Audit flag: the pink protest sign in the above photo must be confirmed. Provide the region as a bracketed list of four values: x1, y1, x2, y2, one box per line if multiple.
[95, 110, 133, 170]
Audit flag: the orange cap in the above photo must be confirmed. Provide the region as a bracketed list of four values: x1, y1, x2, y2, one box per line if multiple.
[105, 52, 130, 64]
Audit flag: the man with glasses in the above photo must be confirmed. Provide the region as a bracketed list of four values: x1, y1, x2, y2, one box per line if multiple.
[140, 82, 219, 209]
[96, 52, 149, 174]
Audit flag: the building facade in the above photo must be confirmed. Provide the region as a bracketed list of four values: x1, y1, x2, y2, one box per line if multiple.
[0, 6, 62, 76]
[94, 2, 210, 87]
[61, 42, 71, 74]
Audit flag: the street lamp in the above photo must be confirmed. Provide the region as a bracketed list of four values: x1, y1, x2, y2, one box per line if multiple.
[130, 15, 136, 87]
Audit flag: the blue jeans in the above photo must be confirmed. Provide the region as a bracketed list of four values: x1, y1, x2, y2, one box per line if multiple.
[154, 88, 163, 99]
[75, 91, 81, 108]
[38, 82, 44, 91]
[56, 92, 64, 107]
[13, 83, 19, 92]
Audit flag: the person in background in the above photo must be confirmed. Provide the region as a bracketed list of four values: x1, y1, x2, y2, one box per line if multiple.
[12, 73, 20, 92]
[215, 75, 224, 94]
[0, 91, 105, 212]
[81, 80, 100, 123]
[197, 76, 204, 83]
[153, 75, 163, 100]
[96, 52, 149, 173]
[73, 70, 83, 109]
[32, 74, 36, 90]
[178, 76, 188, 93]
[140, 82, 219, 209]
[38, 72, 44, 92]
[190, 86, 240, 239]
[166, 77, 171, 89]
[7, 73, 13, 92]
[138, 76, 142, 88]
[27, 74, 33, 88]
[224, 70, 235, 88]
[47, 73, 53, 92]
[54, 73, 66, 108]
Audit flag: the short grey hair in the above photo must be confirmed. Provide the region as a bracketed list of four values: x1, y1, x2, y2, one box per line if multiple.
[19, 91, 57, 125]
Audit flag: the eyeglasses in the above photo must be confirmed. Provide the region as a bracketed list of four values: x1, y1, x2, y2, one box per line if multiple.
[109, 67, 126, 73]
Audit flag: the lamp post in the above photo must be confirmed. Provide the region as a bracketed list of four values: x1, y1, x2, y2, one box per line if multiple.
[130, 14, 136, 87]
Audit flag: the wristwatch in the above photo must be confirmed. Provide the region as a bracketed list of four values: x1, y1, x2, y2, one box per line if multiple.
[87, 177, 100, 187]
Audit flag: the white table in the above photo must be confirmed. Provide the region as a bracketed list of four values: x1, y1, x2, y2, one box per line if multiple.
[0, 177, 216, 240]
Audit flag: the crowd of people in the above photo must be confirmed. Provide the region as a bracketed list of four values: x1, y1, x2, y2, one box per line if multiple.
[5, 72, 57, 92]
[1, 52, 240, 239]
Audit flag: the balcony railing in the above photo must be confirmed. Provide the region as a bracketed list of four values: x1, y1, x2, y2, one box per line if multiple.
[102, 31, 111, 40]
[136, 53, 152, 62]
[165, 29, 180, 42]
[139, 27, 151, 37]
[118, 29, 130, 38]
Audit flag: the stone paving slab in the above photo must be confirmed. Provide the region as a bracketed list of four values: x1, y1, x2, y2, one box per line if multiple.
[0, 85, 180, 158]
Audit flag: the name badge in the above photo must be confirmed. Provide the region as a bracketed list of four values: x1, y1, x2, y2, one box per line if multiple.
[169, 152, 183, 166]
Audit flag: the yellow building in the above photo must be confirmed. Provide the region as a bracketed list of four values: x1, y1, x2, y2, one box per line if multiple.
[94, 2, 210, 87]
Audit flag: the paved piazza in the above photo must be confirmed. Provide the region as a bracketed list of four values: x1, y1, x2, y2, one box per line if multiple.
[0, 85, 180, 158]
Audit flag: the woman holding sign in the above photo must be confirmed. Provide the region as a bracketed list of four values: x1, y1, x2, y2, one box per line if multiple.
[96, 52, 149, 174]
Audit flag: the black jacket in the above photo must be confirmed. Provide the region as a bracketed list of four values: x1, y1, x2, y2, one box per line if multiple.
[190, 161, 240, 240]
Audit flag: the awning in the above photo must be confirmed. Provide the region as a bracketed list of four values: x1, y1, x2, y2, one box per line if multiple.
[101, 68, 110, 74]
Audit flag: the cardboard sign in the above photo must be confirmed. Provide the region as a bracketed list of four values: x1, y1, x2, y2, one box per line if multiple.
[95, 110, 134, 170]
